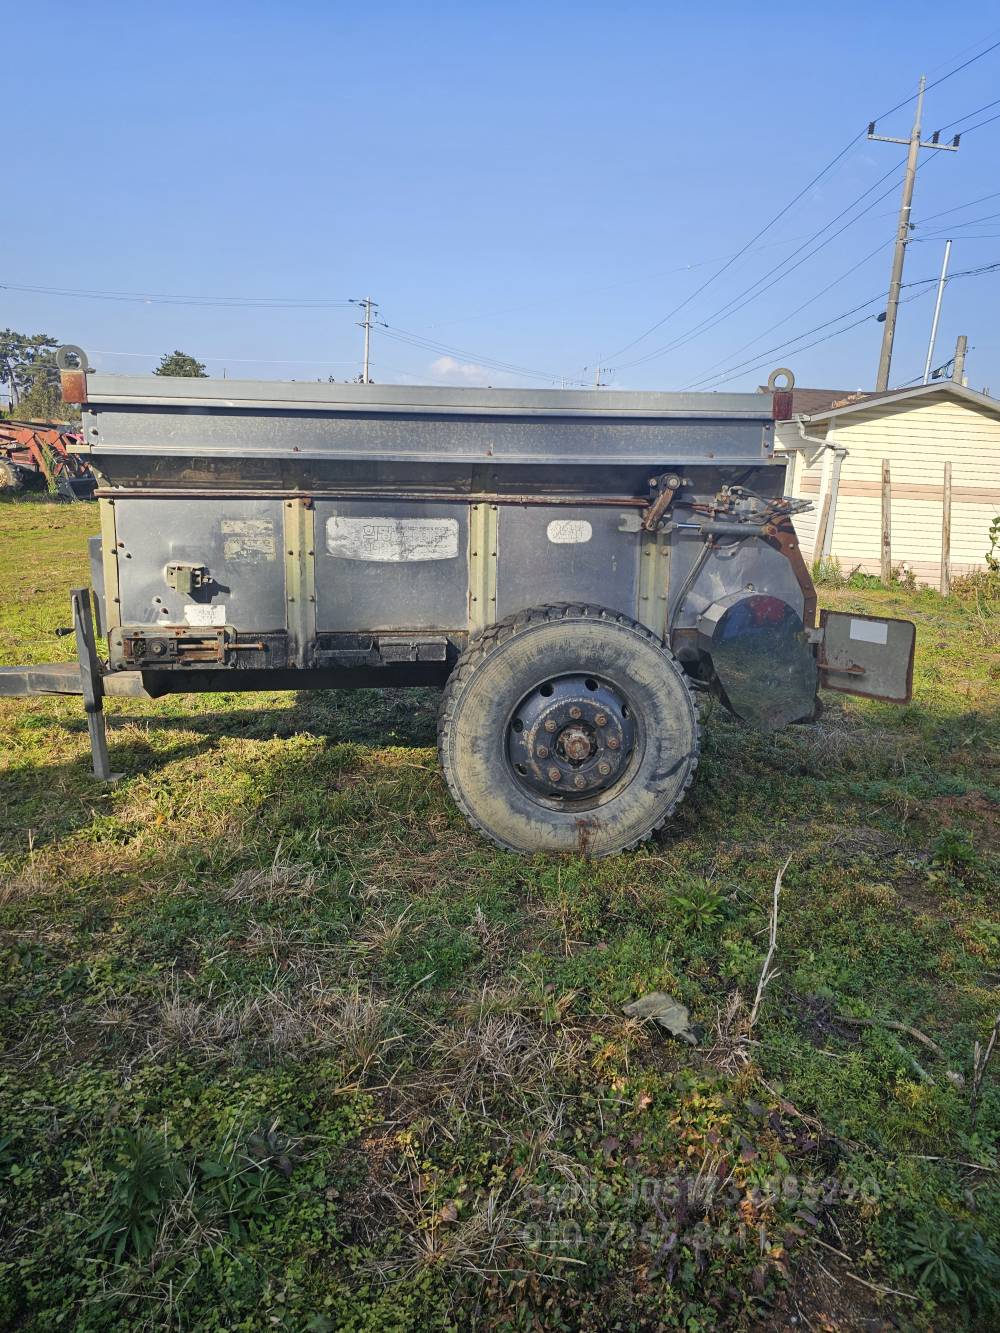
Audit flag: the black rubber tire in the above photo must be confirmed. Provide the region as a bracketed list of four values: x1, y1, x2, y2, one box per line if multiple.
[0, 460, 24, 493]
[437, 603, 700, 856]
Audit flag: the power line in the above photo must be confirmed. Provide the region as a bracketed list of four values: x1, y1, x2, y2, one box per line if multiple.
[922, 210, 1000, 233]
[685, 288, 938, 393]
[419, 229, 837, 331]
[687, 260, 999, 392]
[871, 36, 1000, 123]
[599, 35, 1000, 368]
[90, 349, 360, 366]
[595, 35, 1000, 374]
[0, 281, 354, 309]
[616, 160, 912, 372]
[677, 239, 892, 388]
[377, 323, 589, 387]
[936, 95, 1000, 132]
[597, 135, 866, 363]
[915, 189, 1000, 224]
[959, 109, 1000, 135]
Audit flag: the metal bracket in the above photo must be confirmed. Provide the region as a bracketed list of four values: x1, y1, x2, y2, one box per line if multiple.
[641, 472, 682, 532]
[164, 561, 209, 596]
[71, 587, 122, 782]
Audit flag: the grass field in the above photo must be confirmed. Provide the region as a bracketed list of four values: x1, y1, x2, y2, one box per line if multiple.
[1, 498, 998, 1331]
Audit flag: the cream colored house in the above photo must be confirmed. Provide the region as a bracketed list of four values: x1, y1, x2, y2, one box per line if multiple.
[777, 382, 1000, 584]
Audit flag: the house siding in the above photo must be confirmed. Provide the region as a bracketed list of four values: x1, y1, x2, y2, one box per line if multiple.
[778, 395, 999, 579]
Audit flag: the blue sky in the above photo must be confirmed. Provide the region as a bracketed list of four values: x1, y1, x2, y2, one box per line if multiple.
[5, 1, 1000, 393]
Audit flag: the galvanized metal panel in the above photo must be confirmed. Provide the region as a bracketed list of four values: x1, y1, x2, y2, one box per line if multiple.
[113, 498, 287, 630]
[671, 534, 806, 628]
[82, 374, 774, 420]
[495, 506, 640, 622]
[83, 409, 773, 467]
[314, 499, 470, 632]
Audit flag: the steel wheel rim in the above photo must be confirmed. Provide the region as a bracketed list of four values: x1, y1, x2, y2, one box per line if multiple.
[506, 672, 637, 804]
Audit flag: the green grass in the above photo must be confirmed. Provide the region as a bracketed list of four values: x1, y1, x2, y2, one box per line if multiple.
[1, 498, 998, 1331]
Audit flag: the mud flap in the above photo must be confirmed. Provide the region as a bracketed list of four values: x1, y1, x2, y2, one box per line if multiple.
[818, 610, 915, 703]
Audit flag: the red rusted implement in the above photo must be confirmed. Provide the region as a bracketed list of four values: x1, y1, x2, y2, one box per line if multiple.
[0, 421, 95, 498]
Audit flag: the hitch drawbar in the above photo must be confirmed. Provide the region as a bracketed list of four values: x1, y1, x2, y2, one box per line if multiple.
[0, 588, 144, 782]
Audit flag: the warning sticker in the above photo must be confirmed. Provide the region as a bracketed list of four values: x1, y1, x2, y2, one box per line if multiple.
[326, 516, 459, 562]
[184, 604, 227, 626]
[221, 518, 276, 563]
[849, 617, 889, 645]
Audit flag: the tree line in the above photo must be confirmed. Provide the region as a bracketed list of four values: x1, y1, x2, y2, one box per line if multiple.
[0, 332, 207, 422]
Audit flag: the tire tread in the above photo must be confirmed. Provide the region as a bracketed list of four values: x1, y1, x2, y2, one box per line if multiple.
[437, 603, 700, 854]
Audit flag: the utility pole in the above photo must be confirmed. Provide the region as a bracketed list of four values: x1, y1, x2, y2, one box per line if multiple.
[355, 297, 378, 384]
[869, 77, 960, 391]
[952, 334, 967, 384]
[922, 239, 952, 384]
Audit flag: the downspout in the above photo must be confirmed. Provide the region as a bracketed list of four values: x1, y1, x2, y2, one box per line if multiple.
[795, 415, 848, 561]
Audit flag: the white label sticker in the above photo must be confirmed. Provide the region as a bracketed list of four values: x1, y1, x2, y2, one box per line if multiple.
[849, 617, 888, 645]
[546, 519, 593, 544]
[326, 516, 459, 562]
[184, 604, 227, 626]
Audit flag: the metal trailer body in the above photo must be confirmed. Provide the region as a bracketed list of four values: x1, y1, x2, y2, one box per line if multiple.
[0, 351, 916, 855]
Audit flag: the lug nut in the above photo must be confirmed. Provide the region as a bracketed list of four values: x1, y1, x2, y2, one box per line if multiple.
[607, 737, 620, 750]
[573, 774, 587, 789]
[568, 706, 582, 719]
[598, 761, 611, 776]
[544, 718, 557, 732]
[548, 766, 562, 782]
[594, 712, 608, 726]
[536, 745, 549, 758]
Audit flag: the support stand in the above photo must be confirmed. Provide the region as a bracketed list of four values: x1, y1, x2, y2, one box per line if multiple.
[71, 587, 121, 782]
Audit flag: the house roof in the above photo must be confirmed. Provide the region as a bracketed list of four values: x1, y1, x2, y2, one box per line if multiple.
[757, 386, 855, 416]
[804, 380, 1000, 424]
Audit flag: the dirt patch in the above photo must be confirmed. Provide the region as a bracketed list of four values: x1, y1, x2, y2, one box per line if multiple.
[924, 793, 999, 853]
[777, 1250, 900, 1331]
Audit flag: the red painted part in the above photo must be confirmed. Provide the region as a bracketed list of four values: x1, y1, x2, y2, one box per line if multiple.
[0, 423, 91, 483]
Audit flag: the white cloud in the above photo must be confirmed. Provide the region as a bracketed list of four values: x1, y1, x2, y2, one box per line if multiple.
[430, 355, 509, 386]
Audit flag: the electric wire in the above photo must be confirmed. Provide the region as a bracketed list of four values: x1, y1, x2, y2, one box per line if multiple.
[598, 35, 1000, 367]
[677, 239, 893, 389]
[935, 96, 1000, 132]
[915, 190, 1000, 224]
[615, 161, 911, 372]
[0, 282, 354, 309]
[377, 323, 590, 387]
[596, 132, 865, 364]
[687, 262, 998, 391]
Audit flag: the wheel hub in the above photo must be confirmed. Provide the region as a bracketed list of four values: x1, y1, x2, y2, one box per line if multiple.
[507, 674, 636, 799]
